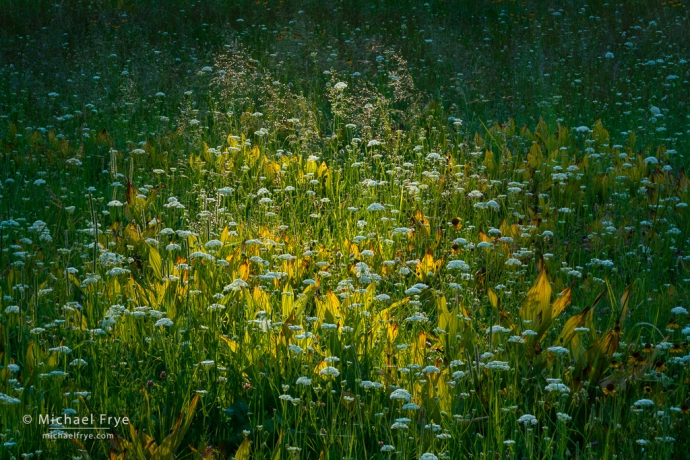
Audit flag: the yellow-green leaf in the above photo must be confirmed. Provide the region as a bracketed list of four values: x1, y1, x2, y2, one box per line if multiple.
[487, 287, 499, 309]
[25, 341, 41, 377]
[520, 259, 551, 324]
[281, 283, 294, 318]
[148, 245, 162, 280]
[152, 395, 200, 460]
[556, 306, 593, 359]
[272, 431, 283, 460]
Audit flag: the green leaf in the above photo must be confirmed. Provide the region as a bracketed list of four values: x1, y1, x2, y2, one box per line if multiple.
[534, 286, 572, 340]
[487, 287, 499, 309]
[619, 284, 633, 326]
[294, 283, 316, 316]
[152, 395, 200, 460]
[437, 295, 451, 332]
[25, 341, 42, 378]
[281, 283, 294, 319]
[519, 257, 552, 324]
[148, 245, 162, 280]
[556, 306, 593, 359]
[234, 438, 251, 460]
[128, 422, 150, 460]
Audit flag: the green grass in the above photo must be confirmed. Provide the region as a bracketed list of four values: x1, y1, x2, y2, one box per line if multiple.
[1, 0, 690, 459]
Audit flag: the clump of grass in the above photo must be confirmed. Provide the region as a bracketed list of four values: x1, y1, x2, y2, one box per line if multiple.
[1, 1, 689, 459]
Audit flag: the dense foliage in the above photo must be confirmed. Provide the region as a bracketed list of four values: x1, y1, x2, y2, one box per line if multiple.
[1, 1, 689, 459]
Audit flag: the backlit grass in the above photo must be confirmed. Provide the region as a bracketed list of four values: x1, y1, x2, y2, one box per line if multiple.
[1, 1, 689, 459]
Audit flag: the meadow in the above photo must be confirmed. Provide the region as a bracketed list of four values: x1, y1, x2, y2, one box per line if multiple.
[1, 0, 689, 458]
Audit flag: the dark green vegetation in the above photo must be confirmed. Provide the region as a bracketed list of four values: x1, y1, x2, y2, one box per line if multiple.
[0, 1, 689, 459]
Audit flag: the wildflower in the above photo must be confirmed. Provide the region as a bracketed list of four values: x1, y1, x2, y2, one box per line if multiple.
[545, 383, 570, 393]
[381, 445, 395, 452]
[405, 312, 429, 323]
[557, 412, 572, 422]
[629, 352, 646, 366]
[48, 346, 72, 355]
[296, 376, 312, 386]
[189, 252, 215, 262]
[367, 203, 386, 212]
[106, 267, 130, 276]
[422, 365, 440, 375]
[319, 366, 340, 378]
[485, 361, 510, 371]
[671, 306, 688, 315]
[602, 382, 617, 396]
[517, 414, 538, 426]
[224, 279, 249, 292]
[547, 346, 569, 356]
[419, 454, 438, 460]
[154, 318, 173, 327]
[447, 259, 470, 271]
[289, 344, 304, 354]
[392, 227, 413, 235]
[633, 399, 655, 408]
[653, 360, 667, 372]
[205, 239, 223, 250]
[0, 393, 21, 405]
[390, 388, 412, 402]
[200, 360, 215, 369]
[361, 381, 384, 390]
[486, 325, 511, 334]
